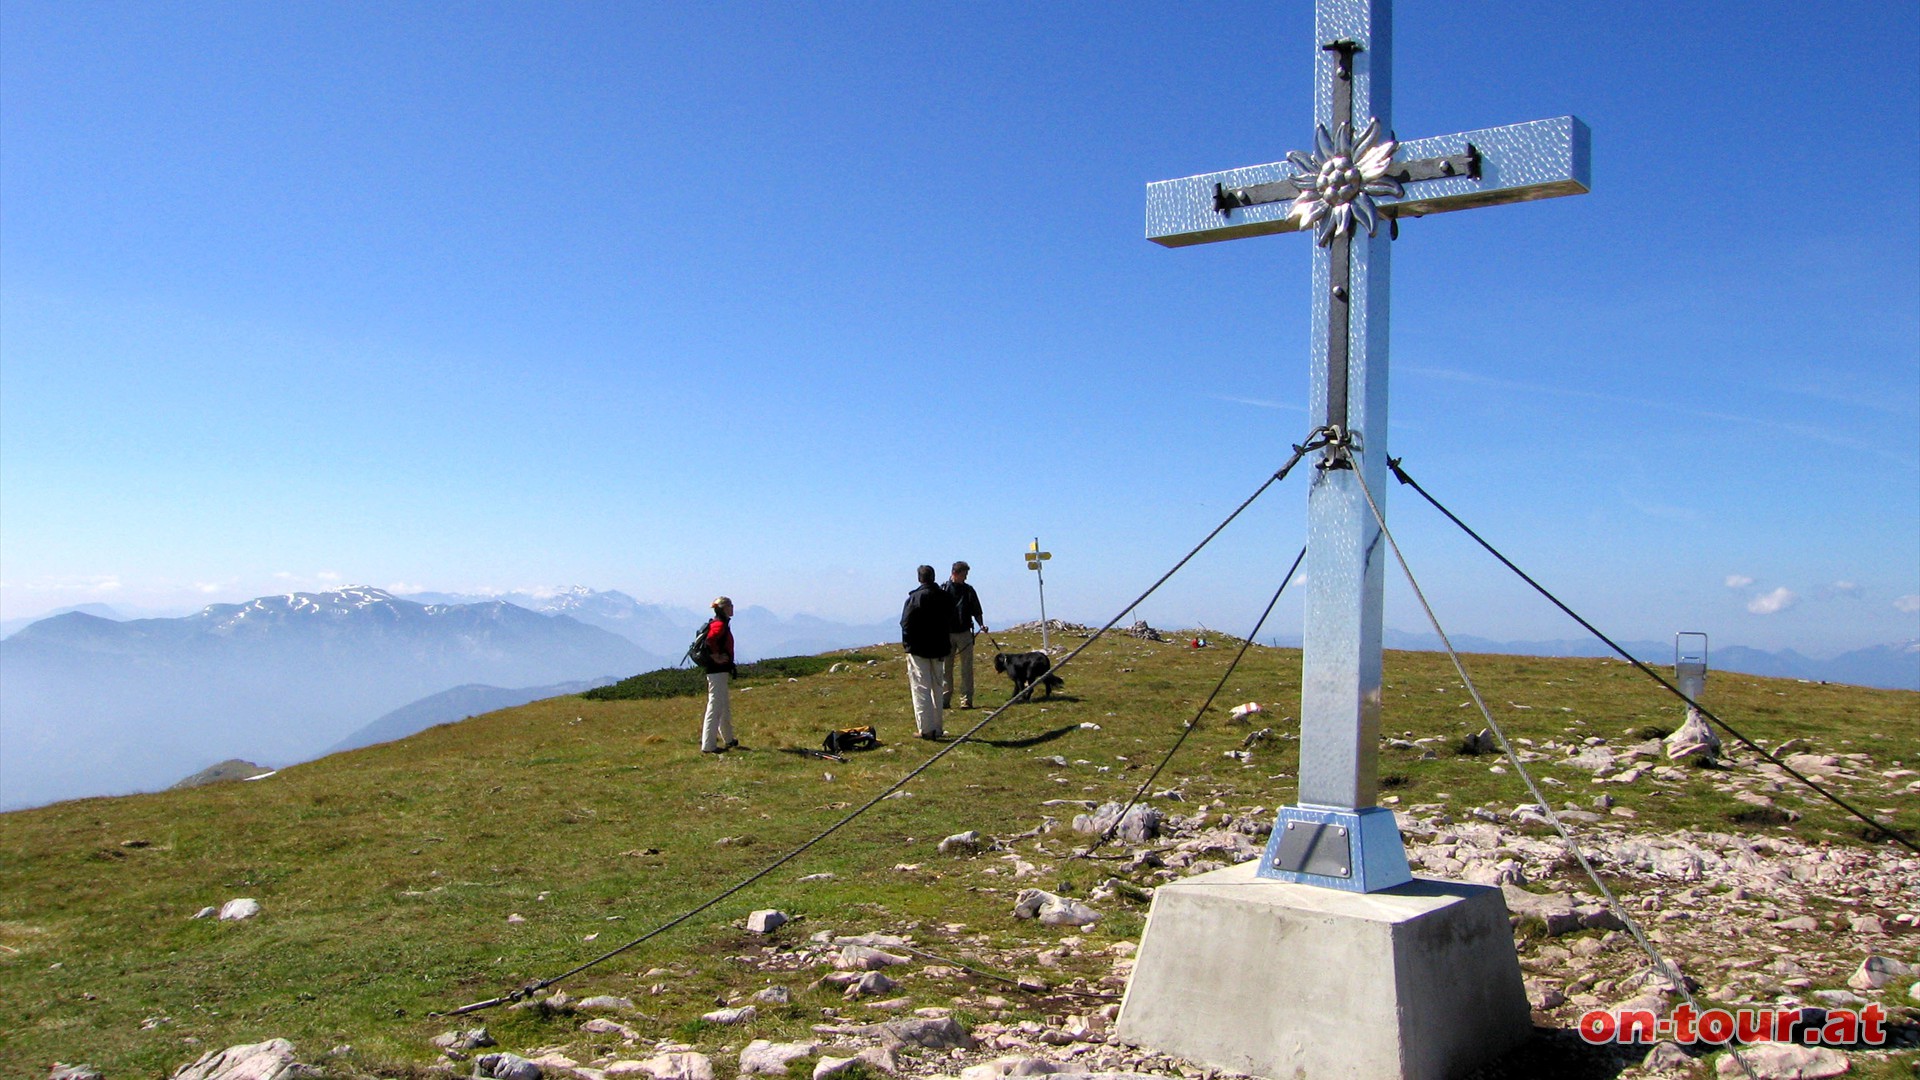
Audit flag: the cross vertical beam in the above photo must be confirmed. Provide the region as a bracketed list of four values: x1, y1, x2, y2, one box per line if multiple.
[1300, 0, 1389, 815]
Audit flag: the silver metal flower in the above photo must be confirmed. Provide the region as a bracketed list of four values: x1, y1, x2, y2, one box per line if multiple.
[1286, 117, 1402, 246]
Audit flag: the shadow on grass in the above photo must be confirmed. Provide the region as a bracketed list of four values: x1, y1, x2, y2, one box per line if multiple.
[963, 724, 1081, 749]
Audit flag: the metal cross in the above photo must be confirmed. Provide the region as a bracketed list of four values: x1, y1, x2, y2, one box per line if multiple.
[1145, 0, 1589, 892]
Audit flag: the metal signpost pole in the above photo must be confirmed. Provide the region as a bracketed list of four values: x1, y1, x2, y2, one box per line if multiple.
[1025, 539, 1052, 652]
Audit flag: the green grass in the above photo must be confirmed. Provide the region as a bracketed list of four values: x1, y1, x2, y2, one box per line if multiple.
[1, 636, 1915, 1077]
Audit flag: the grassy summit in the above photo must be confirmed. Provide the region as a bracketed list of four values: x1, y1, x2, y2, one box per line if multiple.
[1, 632, 1915, 1077]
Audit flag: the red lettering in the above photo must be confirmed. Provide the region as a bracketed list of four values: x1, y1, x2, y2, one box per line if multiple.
[1822, 1012, 1858, 1045]
[1861, 1004, 1887, 1046]
[1696, 1009, 1734, 1044]
[1578, 1010, 1616, 1044]
[1671, 1003, 1697, 1043]
[1734, 1008, 1773, 1043]
[1619, 1009, 1659, 1044]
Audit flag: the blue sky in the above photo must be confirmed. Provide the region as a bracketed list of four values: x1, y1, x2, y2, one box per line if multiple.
[2, 0, 1915, 656]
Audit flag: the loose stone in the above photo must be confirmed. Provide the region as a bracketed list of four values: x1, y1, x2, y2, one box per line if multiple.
[170, 1039, 304, 1080]
[635, 1052, 716, 1080]
[473, 1053, 543, 1080]
[747, 910, 790, 934]
[216, 899, 261, 922]
[1713, 1043, 1848, 1079]
[739, 1040, 819, 1075]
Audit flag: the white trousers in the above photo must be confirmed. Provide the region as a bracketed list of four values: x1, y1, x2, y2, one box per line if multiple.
[702, 672, 735, 751]
[942, 632, 975, 707]
[906, 654, 945, 737]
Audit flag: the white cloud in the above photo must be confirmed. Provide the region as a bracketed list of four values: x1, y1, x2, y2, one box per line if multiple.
[1832, 580, 1857, 592]
[1724, 574, 1754, 589]
[1747, 587, 1798, 615]
[387, 581, 426, 595]
[316, 570, 342, 582]
[1896, 595, 1920, 614]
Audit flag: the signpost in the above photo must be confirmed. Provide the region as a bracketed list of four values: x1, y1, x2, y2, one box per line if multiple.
[1024, 538, 1052, 651]
[1676, 631, 1709, 702]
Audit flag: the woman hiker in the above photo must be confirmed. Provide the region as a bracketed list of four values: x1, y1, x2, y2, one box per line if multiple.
[700, 596, 739, 753]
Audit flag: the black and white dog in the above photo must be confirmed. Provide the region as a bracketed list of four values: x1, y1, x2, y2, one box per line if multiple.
[994, 651, 1063, 700]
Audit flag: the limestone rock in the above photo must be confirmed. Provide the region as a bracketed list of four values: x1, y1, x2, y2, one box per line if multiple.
[703, 1005, 757, 1025]
[746, 910, 790, 935]
[635, 1052, 715, 1080]
[1564, 747, 1616, 773]
[1500, 885, 1582, 936]
[959, 1058, 1063, 1080]
[1713, 1043, 1848, 1079]
[811, 1057, 857, 1080]
[1665, 708, 1722, 763]
[431, 1029, 496, 1051]
[1642, 1040, 1693, 1074]
[738, 1040, 819, 1075]
[844, 971, 899, 998]
[582, 1017, 640, 1040]
[474, 1053, 543, 1080]
[51, 1066, 105, 1080]
[852, 1046, 899, 1074]
[1069, 803, 1161, 843]
[578, 995, 638, 1012]
[872, 1015, 974, 1050]
[1460, 729, 1499, 755]
[835, 944, 910, 970]
[1012, 889, 1099, 927]
[1524, 979, 1566, 1010]
[939, 830, 984, 854]
[171, 1039, 306, 1080]
[1846, 954, 1913, 990]
[217, 899, 261, 922]
[751, 985, 792, 1005]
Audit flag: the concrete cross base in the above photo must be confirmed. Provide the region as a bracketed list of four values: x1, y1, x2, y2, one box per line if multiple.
[1115, 861, 1531, 1080]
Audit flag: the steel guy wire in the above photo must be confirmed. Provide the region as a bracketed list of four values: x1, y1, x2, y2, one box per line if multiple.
[1066, 545, 1307, 866]
[438, 431, 1329, 1016]
[1386, 457, 1918, 856]
[1346, 450, 1761, 1080]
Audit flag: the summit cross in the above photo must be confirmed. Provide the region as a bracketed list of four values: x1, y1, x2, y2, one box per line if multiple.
[1146, 0, 1589, 892]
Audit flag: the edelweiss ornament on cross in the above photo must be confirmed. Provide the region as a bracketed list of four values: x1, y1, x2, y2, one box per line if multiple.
[1147, 0, 1589, 892]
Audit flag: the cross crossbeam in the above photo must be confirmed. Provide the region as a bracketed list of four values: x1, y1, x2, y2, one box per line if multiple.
[1147, 116, 1590, 248]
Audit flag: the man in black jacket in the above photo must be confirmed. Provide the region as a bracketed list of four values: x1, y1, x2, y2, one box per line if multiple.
[941, 561, 987, 709]
[900, 565, 953, 738]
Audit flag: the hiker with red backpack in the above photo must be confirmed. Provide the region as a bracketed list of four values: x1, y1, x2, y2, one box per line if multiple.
[694, 596, 739, 753]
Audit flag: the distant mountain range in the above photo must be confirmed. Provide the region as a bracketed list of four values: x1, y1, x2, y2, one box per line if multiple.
[0, 602, 128, 640]
[325, 676, 619, 755]
[399, 587, 898, 663]
[3, 584, 1910, 812]
[0, 587, 660, 811]
[1375, 630, 1919, 692]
